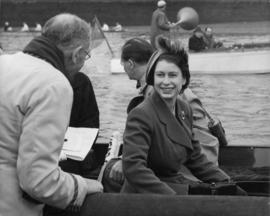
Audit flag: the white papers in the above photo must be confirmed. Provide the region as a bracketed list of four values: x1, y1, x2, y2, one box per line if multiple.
[61, 127, 99, 161]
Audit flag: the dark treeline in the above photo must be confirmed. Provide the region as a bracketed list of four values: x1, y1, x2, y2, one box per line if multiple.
[1, 1, 269, 27]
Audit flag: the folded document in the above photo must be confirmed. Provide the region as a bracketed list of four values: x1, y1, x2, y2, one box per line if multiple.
[61, 127, 99, 161]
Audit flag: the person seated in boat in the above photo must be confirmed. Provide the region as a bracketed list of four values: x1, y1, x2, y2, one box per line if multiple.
[43, 71, 101, 215]
[101, 38, 155, 192]
[102, 23, 110, 32]
[102, 37, 224, 193]
[204, 27, 223, 49]
[21, 22, 30, 32]
[120, 36, 232, 195]
[34, 22, 42, 32]
[188, 26, 207, 52]
[112, 22, 123, 32]
[120, 37, 154, 96]
[123, 38, 222, 163]
[4, 21, 13, 32]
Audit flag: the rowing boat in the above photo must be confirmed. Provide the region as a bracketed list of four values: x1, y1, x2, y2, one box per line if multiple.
[80, 142, 270, 216]
[80, 193, 269, 216]
[111, 48, 270, 75]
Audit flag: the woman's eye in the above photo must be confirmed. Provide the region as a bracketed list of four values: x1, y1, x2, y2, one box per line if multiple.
[156, 73, 164, 77]
[169, 73, 177, 78]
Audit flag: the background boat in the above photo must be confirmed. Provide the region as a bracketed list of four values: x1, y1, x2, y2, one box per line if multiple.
[111, 47, 270, 75]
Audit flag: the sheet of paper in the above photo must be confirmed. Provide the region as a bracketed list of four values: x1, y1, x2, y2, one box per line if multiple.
[61, 127, 99, 161]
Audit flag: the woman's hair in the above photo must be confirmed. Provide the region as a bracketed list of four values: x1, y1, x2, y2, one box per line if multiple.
[146, 36, 190, 91]
[121, 38, 154, 64]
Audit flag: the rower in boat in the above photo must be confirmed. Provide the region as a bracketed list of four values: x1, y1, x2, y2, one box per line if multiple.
[34, 22, 42, 32]
[204, 26, 223, 49]
[21, 22, 29, 32]
[101, 23, 109, 32]
[112, 22, 123, 32]
[4, 21, 13, 32]
[188, 26, 208, 52]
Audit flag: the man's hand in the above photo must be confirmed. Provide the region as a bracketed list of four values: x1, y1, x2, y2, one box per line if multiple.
[109, 160, 124, 183]
[74, 178, 103, 207]
[85, 179, 103, 194]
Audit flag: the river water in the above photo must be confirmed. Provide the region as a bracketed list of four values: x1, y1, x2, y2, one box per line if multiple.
[1, 21, 270, 146]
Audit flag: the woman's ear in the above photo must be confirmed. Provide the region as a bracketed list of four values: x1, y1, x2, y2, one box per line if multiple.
[71, 46, 82, 64]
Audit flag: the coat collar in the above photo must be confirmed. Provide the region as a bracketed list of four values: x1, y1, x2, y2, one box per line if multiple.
[23, 35, 69, 82]
[149, 91, 193, 150]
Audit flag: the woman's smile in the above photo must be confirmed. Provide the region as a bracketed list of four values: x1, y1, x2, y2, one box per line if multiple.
[160, 86, 175, 94]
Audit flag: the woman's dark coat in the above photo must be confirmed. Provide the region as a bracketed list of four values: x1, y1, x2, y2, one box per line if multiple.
[122, 91, 229, 195]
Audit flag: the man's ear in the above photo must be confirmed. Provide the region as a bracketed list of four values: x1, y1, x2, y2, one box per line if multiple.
[128, 59, 135, 70]
[71, 46, 82, 64]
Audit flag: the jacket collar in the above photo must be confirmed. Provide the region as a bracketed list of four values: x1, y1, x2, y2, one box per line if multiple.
[149, 91, 193, 150]
[23, 35, 69, 82]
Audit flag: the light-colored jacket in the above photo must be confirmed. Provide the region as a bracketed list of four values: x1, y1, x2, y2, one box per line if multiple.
[181, 88, 219, 165]
[0, 53, 87, 216]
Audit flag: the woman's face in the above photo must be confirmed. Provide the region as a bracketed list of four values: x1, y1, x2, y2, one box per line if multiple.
[154, 59, 186, 102]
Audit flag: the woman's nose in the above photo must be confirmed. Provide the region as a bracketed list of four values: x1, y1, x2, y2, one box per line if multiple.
[162, 75, 170, 84]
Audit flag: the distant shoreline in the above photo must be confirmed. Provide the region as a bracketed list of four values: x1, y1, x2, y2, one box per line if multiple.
[1, 1, 269, 26]
[1, 21, 270, 54]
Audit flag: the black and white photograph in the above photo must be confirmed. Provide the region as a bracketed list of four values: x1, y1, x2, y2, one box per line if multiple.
[0, 0, 269, 215]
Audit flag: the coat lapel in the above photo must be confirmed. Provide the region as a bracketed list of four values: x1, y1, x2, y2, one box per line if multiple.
[150, 91, 193, 150]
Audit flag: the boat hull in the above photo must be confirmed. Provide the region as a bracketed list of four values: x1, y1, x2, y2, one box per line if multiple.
[111, 49, 270, 75]
[80, 193, 269, 216]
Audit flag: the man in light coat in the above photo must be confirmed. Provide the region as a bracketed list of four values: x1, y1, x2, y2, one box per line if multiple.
[0, 13, 103, 216]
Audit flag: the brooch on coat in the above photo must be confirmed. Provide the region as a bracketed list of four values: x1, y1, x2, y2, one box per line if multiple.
[181, 111, 185, 120]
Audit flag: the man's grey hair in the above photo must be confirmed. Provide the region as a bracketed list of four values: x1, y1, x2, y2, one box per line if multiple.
[42, 13, 91, 49]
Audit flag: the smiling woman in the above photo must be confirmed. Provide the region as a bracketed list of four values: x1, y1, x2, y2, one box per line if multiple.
[154, 62, 184, 107]
[152, 55, 187, 113]
[121, 36, 237, 195]
[146, 36, 190, 113]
